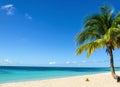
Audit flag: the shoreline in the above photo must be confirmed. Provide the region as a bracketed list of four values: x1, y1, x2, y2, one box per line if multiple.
[0, 71, 108, 84]
[1, 71, 120, 87]
[0, 71, 113, 84]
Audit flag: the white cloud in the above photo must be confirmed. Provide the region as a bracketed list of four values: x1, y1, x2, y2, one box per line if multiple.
[1, 4, 15, 15]
[1, 4, 13, 9]
[25, 13, 32, 20]
[72, 61, 77, 64]
[49, 61, 56, 65]
[4, 59, 12, 64]
[81, 60, 86, 63]
[66, 61, 70, 64]
[0, 59, 12, 65]
[66, 61, 77, 64]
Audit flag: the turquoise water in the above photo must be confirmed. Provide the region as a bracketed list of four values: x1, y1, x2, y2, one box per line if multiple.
[0, 66, 120, 83]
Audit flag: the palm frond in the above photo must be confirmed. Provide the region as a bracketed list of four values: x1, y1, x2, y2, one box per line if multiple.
[84, 14, 107, 32]
[75, 4, 120, 59]
[76, 28, 100, 45]
[112, 12, 120, 28]
[76, 39, 106, 57]
[100, 5, 114, 29]
[104, 27, 120, 41]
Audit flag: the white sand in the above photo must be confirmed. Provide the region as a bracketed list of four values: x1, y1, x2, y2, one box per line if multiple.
[0, 72, 120, 87]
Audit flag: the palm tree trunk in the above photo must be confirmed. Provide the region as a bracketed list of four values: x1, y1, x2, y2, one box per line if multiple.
[109, 47, 120, 82]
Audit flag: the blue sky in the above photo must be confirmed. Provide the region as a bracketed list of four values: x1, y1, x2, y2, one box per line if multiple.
[0, 0, 120, 67]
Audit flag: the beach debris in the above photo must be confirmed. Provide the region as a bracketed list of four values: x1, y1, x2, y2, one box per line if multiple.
[85, 78, 90, 82]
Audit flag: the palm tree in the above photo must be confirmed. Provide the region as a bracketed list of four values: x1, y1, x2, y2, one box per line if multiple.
[75, 5, 120, 82]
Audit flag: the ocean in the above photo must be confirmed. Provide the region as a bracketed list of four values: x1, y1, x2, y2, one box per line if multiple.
[0, 66, 120, 83]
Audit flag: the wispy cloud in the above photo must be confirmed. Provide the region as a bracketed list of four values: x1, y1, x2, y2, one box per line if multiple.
[66, 61, 77, 64]
[25, 13, 32, 20]
[49, 61, 56, 65]
[66, 61, 70, 64]
[0, 58, 24, 66]
[81, 60, 86, 63]
[4, 59, 12, 64]
[1, 4, 15, 15]
[0, 59, 12, 65]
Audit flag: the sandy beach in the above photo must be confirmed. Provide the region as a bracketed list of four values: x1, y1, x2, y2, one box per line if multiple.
[0, 72, 120, 87]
